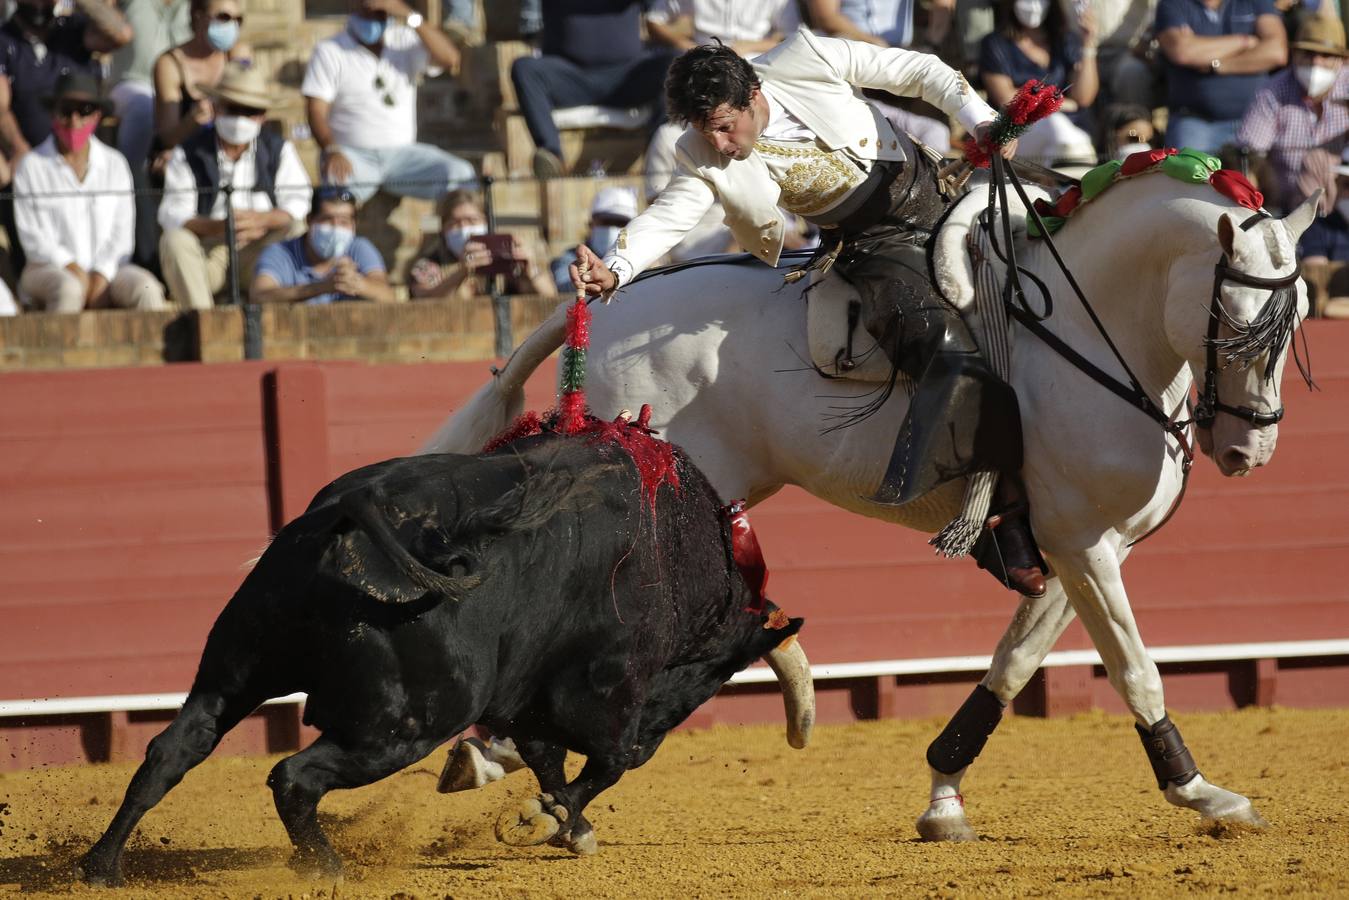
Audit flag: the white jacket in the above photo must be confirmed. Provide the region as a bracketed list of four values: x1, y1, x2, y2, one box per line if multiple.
[606, 28, 996, 286]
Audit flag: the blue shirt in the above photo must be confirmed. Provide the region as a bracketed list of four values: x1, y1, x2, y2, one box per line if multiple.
[978, 30, 1083, 91]
[0, 16, 99, 148]
[1299, 210, 1349, 261]
[540, 0, 651, 67]
[1154, 0, 1279, 122]
[255, 235, 386, 305]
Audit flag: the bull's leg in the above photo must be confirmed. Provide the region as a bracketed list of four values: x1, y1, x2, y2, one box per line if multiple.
[79, 690, 265, 886]
[497, 752, 625, 856]
[507, 738, 600, 856]
[917, 580, 1076, 842]
[1051, 543, 1267, 828]
[268, 734, 438, 878]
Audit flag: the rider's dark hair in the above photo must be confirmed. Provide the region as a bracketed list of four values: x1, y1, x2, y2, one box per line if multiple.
[665, 40, 761, 127]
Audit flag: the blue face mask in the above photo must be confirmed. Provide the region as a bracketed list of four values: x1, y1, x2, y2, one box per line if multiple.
[347, 14, 385, 46]
[206, 19, 239, 52]
[310, 223, 355, 261]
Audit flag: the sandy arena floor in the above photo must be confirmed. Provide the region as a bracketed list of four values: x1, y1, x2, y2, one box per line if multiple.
[0, 706, 1346, 898]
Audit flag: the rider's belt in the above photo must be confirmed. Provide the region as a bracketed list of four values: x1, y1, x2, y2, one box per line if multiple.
[813, 158, 904, 233]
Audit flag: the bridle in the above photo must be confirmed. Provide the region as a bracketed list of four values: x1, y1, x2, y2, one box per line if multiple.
[1195, 211, 1302, 430]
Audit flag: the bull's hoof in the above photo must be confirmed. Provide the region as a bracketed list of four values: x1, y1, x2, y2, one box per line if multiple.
[495, 796, 562, 847]
[76, 853, 124, 888]
[287, 846, 344, 880]
[438, 738, 506, 794]
[549, 819, 598, 856]
[916, 799, 978, 843]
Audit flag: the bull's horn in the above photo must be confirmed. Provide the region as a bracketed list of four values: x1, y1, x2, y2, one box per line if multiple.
[764, 638, 815, 749]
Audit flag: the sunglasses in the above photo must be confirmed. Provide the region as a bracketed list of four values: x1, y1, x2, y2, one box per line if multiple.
[372, 73, 396, 107]
[56, 101, 102, 118]
[209, 11, 243, 23]
[222, 102, 266, 117]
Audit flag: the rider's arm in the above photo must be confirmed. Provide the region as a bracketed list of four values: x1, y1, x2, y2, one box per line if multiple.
[810, 33, 997, 132]
[603, 136, 720, 288]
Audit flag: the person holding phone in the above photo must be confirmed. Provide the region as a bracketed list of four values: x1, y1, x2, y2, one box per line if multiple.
[409, 188, 556, 300]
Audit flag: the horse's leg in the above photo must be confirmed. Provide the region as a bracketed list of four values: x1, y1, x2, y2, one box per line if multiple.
[1050, 542, 1267, 827]
[916, 580, 1077, 841]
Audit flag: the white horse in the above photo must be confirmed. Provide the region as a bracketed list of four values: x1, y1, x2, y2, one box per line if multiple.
[426, 173, 1316, 840]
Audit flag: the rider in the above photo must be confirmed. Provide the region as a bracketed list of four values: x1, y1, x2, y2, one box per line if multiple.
[570, 30, 1046, 598]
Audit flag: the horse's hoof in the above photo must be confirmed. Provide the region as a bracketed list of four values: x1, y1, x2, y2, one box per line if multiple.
[437, 738, 507, 794]
[287, 847, 344, 880]
[76, 855, 123, 888]
[916, 810, 978, 842]
[1210, 803, 1269, 831]
[496, 797, 561, 847]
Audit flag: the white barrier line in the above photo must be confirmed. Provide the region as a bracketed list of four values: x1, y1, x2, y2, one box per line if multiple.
[2, 639, 1347, 716]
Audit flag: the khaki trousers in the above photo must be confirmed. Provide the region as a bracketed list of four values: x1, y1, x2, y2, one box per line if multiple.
[19, 263, 168, 313]
[160, 227, 289, 310]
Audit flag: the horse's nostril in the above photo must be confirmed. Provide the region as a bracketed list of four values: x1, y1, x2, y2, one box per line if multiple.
[1219, 447, 1252, 472]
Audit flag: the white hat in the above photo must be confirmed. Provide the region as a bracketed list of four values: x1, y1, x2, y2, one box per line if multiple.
[591, 186, 638, 220]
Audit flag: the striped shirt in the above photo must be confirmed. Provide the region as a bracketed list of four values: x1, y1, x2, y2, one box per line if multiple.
[1237, 67, 1349, 212]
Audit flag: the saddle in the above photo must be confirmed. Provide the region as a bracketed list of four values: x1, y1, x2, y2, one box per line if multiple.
[804, 176, 1048, 381]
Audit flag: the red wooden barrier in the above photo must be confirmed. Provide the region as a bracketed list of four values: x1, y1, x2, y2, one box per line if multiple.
[2, 325, 1347, 769]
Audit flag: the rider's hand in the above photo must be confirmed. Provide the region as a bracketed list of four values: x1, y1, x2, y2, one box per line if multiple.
[569, 244, 617, 297]
[974, 121, 1018, 161]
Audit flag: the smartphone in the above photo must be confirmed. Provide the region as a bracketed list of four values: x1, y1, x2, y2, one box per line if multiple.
[473, 233, 519, 277]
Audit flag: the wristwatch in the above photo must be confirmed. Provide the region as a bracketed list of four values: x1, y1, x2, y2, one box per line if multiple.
[1209, 57, 1221, 72]
[406, 11, 424, 28]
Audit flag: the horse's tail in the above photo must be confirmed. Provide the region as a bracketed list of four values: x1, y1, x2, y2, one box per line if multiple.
[421, 298, 572, 454]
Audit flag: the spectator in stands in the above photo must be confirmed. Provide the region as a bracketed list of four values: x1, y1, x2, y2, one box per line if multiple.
[1238, 14, 1349, 215]
[249, 185, 393, 304]
[647, 0, 800, 56]
[151, 0, 252, 168]
[1155, 0, 1286, 153]
[13, 73, 167, 312]
[409, 188, 555, 299]
[808, 0, 956, 149]
[550, 185, 639, 293]
[1069, 0, 1159, 111]
[1300, 145, 1349, 262]
[444, 0, 541, 43]
[109, 0, 192, 170]
[511, 0, 677, 179]
[979, 0, 1100, 164]
[1104, 101, 1157, 158]
[303, 0, 473, 204]
[158, 65, 310, 309]
[0, 0, 132, 162]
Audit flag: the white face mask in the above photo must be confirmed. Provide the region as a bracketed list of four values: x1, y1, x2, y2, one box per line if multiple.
[215, 114, 260, 145]
[444, 222, 487, 258]
[1115, 141, 1153, 161]
[1296, 64, 1340, 98]
[1014, 0, 1049, 29]
[1336, 198, 1349, 221]
[588, 225, 621, 256]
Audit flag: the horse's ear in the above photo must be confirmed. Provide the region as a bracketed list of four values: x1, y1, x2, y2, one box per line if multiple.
[1217, 212, 1248, 263]
[1283, 190, 1322, 241]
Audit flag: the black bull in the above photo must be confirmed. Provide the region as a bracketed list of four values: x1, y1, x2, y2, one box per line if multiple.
[79, 434, 815, 884]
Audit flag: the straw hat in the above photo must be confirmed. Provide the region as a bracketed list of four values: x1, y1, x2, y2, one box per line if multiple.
[1290, 14, 1349, 57]
[202, 63, 278, 111]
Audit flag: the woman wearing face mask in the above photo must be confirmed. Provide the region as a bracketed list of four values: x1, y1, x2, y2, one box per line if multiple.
[979, 0, 1100, 164]
[250, 186, 394, 304]
[409, 189, 555, 300]
[549, 186, 638, 294]
[151, 0, 252, 166]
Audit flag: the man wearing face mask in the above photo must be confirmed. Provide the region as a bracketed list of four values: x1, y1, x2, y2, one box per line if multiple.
[302, 0, 474, 205]
[1238, 14, 1349, 215]
[249, 185, 393, 304]
[157, 64, 311, 310]
[550, 186, 638, 294]
[409, 188, 556, 299]
[12, 72, 167, 312]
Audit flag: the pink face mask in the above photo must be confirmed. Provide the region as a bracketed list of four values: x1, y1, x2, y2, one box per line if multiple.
[52, 118, 99, 153]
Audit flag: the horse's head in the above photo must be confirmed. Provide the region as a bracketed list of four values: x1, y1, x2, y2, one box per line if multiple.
[1177, 195, 1317, 477]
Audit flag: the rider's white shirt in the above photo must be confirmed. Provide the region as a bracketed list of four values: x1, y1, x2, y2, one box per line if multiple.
[604, 27, 995, 289]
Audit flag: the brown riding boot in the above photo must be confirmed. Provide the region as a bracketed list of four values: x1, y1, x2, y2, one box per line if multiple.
[975, 478, 1047, 598]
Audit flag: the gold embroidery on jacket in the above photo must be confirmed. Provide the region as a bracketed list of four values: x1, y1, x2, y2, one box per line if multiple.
[754, 141, 864, 217]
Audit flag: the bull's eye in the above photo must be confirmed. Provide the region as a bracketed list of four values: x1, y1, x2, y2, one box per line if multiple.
[442, 553, 473, 579]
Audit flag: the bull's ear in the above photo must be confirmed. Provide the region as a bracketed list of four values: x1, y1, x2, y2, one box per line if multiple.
[464, 462, 619, 534]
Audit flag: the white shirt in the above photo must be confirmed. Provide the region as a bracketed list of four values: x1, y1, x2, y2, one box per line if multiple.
[759, 83, 818, 142]
[647, 0, 800, 46]
[14, 136, 136, 280]
[301, 25, 429, 149]
[158, 136, 311, 232]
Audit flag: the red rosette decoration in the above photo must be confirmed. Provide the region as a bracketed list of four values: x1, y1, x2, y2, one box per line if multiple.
[1209, 168, 1264, 211]
[1119, 147, 1176, 177]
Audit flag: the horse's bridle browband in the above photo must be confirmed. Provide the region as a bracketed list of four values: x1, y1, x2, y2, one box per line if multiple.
[1196, 211, 1300, 430]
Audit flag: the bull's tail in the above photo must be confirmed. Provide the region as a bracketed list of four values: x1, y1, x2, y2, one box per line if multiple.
[332, 487, 481, 605]
[421, 298, 572, 455]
